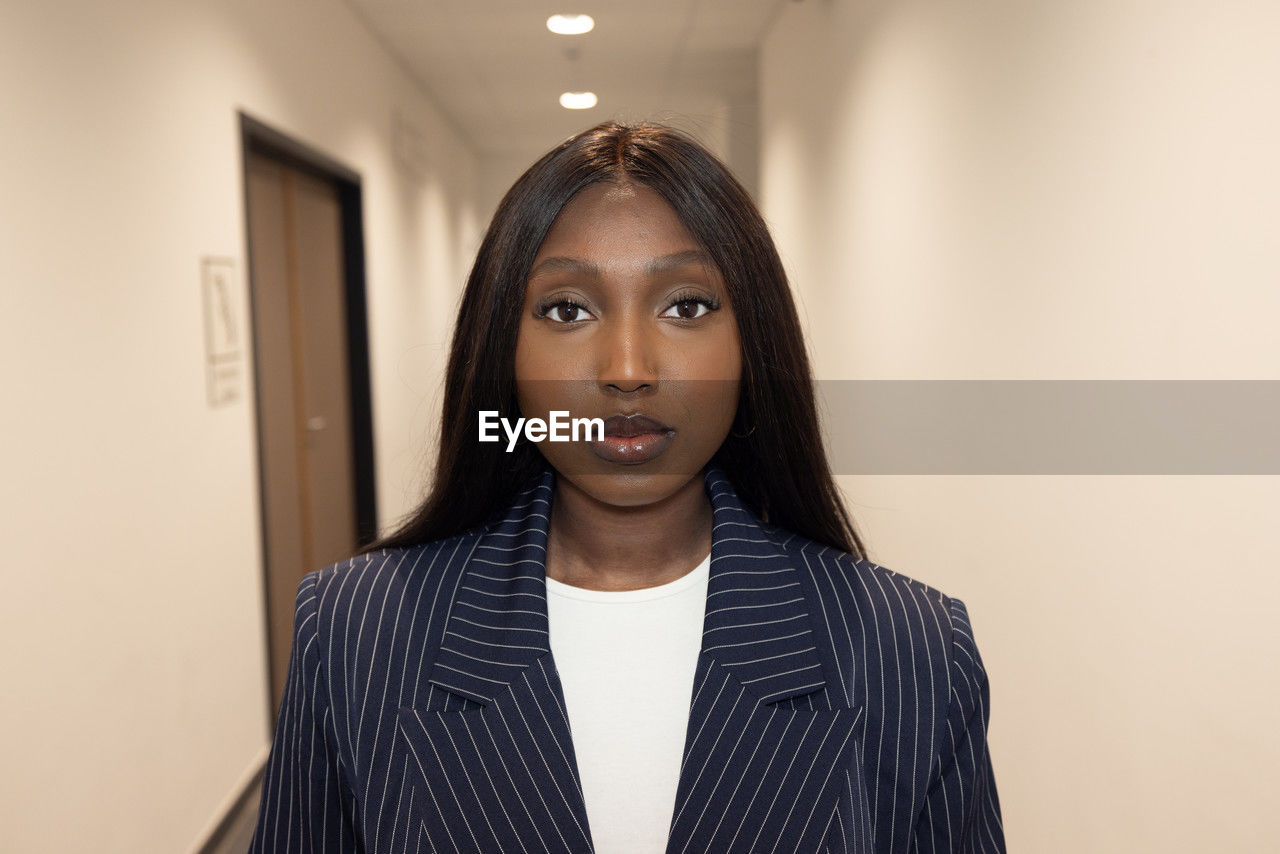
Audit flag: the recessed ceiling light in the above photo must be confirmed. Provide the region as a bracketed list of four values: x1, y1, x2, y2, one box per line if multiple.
[547, 14, 594, 35]
[559, 91, 597, 110]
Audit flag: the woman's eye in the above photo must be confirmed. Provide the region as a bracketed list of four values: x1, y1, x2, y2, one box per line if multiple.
[661, 298, 715, 320]
[538, 300, 595, 323]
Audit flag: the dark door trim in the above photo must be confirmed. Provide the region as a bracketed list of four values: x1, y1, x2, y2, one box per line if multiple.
[238, 110, 379, 723]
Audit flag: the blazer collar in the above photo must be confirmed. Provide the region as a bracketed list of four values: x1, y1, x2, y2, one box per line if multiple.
[408, 466, 865, 853]
[428, 464, 827, 707]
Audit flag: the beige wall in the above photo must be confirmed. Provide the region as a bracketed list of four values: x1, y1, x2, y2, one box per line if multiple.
[0, 1, 478, 851]
[761, 1, 1279, 851]
[475, 84, 760, 227]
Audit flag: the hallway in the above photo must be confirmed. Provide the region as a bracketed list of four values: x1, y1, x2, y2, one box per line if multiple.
[2, 1, 1278, 852]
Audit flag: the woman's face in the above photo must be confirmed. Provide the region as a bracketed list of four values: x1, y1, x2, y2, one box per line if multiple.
[514, 181, 742, 508]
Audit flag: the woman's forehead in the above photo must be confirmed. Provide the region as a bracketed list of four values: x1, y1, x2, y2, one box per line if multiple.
[537, 181, 700, 257]
[527, 249, 718, 283]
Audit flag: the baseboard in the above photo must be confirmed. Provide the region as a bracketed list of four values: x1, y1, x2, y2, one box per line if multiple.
[190, 745, 270, 853]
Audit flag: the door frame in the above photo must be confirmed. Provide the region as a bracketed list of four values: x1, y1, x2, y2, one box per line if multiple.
[238, 111, 379, 726]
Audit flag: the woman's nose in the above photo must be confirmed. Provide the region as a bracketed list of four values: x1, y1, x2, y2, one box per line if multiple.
[597, 314, 658, 393]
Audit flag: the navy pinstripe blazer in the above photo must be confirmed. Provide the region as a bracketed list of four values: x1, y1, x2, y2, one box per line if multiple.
[250, 465, 1004, 853]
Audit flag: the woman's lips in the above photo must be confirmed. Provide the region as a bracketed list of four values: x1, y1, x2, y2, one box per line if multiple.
[601, 413, 669, 437]
[588, 413, 675, 464]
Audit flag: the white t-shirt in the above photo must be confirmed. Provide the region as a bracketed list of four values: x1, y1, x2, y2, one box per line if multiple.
[544, 552, 711, 854]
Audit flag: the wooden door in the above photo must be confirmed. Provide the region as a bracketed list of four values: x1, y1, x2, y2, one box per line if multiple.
[245, 151, 359, 718]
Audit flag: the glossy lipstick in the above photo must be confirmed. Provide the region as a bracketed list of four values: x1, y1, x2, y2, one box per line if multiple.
[588, 413, 675, 465]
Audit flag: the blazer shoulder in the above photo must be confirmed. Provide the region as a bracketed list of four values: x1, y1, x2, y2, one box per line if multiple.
[769, 523, 961, 640]
[766, 522, 951, 599]
[302, 527, 487, 653]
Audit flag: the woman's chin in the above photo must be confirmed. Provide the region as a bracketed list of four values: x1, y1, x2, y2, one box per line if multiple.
[551, 466, 702, 510]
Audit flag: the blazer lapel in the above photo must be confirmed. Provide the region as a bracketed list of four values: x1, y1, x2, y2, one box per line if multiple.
[664, 469, 864, 853]
[398, 472, 596, 853]
[398, 466, 863, 854]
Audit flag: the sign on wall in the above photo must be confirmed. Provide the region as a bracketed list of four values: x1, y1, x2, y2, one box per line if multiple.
[200, 256, 244, 408]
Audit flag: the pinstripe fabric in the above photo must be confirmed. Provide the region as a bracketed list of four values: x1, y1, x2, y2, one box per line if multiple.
[250, 465, 1004, 852]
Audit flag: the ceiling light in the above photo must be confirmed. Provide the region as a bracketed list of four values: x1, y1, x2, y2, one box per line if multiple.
[547, 14, 594, 35]
[559, 91, 597, 110]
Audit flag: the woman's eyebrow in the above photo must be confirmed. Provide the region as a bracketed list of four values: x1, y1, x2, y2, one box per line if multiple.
[528, 249, 716, 280]
[645, 249, 715, 276]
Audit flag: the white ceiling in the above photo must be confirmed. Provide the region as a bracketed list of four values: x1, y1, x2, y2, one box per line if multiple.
[345, 0, 787, 156]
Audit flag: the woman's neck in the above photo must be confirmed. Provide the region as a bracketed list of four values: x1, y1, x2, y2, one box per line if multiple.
[544, 473, 712, 592]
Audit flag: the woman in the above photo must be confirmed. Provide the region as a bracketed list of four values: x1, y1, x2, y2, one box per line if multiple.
[251, 121, 1005, 853]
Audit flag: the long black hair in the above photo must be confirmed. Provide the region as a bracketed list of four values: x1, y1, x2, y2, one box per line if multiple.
[365, 121, 866, 559]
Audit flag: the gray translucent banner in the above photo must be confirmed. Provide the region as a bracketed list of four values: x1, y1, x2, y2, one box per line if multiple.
[818, 381, 1280, 474]
[487, 380, 1279, 475]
